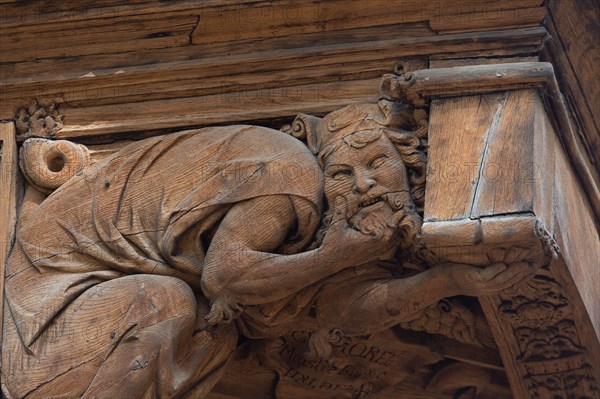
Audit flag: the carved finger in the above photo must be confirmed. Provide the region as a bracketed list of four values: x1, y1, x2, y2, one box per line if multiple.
[503, 247, 530, 264]
[330, 196, 349, 225]
[205, 307, 224, 328]
[476, 263, 507, 282]
[483, 263, 535, 292]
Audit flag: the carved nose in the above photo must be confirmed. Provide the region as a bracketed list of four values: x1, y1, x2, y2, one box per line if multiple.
[354, 173, 376, 194]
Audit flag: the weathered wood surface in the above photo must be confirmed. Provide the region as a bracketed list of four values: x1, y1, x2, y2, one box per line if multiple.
[0, 0, 544, 31]
[383, 62, 600, 233]
[429, 6, 546, 34]
[2, 100, 536, 398]
[1, 27, 547, 141]
[0, 122, 18, 360]
[382, 62, 554, 105]
[424, 88, 600, 399]
[543, 0, 600, 170]
[1, 0, 549, 141]
[0, 28, 544, 109]
[1, 1, 599, 398]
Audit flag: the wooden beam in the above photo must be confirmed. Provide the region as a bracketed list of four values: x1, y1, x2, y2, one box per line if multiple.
[430, 6, 546, 34]
[382, 62, 600, 230]
[0, 28, 547, 118]
[0, 122, 18, 374]
[424, 87, 600, 399]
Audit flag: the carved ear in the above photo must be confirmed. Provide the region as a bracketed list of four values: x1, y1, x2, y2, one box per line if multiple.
[281, 114, 322, 154]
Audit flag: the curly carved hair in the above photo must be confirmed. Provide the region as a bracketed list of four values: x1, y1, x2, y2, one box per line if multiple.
[318, 124, 428, 213]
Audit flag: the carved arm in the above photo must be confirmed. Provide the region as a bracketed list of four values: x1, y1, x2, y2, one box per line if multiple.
[201, 195, 393, 325]
[314, 262, 535, 337]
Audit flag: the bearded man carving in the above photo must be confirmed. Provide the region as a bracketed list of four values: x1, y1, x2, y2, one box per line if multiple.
[2, 101, 533, 398]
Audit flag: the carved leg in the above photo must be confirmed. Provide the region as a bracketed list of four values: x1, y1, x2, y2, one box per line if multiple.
[2, 275, 237, 399]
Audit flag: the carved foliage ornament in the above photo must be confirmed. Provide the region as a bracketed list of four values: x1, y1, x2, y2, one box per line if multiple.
[14, 99, 64, 138]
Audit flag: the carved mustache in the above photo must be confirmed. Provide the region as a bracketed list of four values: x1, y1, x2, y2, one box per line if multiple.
[350, 191, 417, 235]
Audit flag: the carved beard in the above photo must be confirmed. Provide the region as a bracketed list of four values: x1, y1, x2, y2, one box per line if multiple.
[351, 191, 423, 255]
[313, 191, 426, 262]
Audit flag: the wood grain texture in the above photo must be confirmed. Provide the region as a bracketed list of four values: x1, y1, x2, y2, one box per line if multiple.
[469, 90, 536, 218]
[0, 122, 18, 368]
[425, 93, 507, 221]
[1, 1, 597, 397]
[383, 62, 553, 106]
[550, 118, 600, 338]
[543, 0, 600, 169]
[0, 28, 547, 119]
[54, 78, 380, 138]
[430, 6, 546, 33]
[0, 0, 544, 31]
[422, 215, 550, 266]
[4, 101, 530, 398]
[426, 87, 599, 399]
[384, 62, 600, 229]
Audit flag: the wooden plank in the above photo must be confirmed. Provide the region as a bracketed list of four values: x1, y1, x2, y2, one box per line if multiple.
[423, 216, 540, 248]
[429, 55, 538, 68]
[0, 14, 199, 62]
[193, 0, 544, 45]
[543, 0, 600, 170]
[0, 25, 543, 85]
[0, 0, 253, 28]
[383, 62, 553, 106]
[550, 120, 600, 337]
[0, 122, 18, 370]
[194, 0, 539, 43]
[430, 6, 546, 34]
[53, 78, 379, 139]
[384, 62, 600, 228]
[0, 28, 547, 117]
[424, 93, 506, 221]
[0, 57, 421, 112]
[0, 0, 546, 31]
[532, 98, 555, 235]
[470, 90, 536, 217]
[0, 23, 432, 82]
[422, 215, 546, 265]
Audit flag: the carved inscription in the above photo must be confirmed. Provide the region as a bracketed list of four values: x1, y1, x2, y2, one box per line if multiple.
[261, 329, 442, 399]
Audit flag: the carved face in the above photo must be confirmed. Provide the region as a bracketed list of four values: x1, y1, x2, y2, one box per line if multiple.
[323, 133, 409, 217]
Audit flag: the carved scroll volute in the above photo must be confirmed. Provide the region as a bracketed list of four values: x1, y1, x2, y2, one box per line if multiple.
[20, 138, 90, 194]
[280, 114, 322, 153]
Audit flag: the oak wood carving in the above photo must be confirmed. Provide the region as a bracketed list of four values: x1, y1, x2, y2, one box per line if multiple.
[1, 99, 535, 399]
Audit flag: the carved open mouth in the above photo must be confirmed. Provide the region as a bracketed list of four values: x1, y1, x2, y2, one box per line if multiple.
[359, 195, 384, 208]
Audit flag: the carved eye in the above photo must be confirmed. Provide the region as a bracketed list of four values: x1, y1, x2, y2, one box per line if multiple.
[332, 170, 352, 180]
[369, 155, 387, 169]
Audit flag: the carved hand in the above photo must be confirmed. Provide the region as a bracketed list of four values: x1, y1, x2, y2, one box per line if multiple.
[320, 198, 397, 267]
[205, 294, 244, 328]
[444, 262, 536, 297]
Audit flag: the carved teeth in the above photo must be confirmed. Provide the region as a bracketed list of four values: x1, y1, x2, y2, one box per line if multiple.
[360, 196, 383, 208]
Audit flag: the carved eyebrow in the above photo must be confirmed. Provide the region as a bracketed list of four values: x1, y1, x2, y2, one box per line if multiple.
[325, 164, 352, 175]
[368, 154, 388, 167]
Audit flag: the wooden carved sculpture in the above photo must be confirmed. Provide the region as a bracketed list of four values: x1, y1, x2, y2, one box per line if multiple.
[2, 100, 536, 398]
